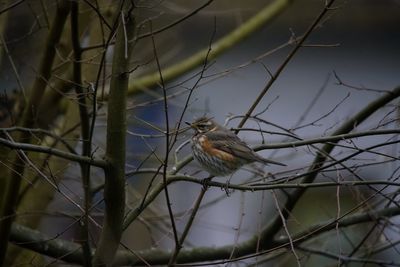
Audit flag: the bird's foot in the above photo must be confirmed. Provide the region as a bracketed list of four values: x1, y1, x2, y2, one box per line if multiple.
[222, 179, 232, 196]
[201, 177, 212, 190]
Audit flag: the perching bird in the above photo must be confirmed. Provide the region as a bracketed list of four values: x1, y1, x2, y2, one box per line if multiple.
[186, 117, 285, 176]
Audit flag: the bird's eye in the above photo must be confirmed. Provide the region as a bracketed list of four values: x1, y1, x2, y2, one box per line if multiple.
[197, 123, 207, 129]
[196, 121, 211, 130]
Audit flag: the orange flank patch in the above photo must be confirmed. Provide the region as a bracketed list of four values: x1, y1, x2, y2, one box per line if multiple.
[198, 135, 236, 162]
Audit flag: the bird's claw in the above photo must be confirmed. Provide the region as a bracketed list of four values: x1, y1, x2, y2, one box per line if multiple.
[201, 177, 211, 190]
[222, 179, 232, 196]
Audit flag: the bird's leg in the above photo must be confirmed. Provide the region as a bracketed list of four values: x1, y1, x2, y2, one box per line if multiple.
[223, 174, 234, 196]
[201, 175, 213, 190]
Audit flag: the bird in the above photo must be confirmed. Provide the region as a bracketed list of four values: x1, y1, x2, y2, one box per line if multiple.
[186, 117, 285, 177]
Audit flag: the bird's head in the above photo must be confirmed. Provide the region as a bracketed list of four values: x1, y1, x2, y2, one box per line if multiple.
[185, 117, 218, 133]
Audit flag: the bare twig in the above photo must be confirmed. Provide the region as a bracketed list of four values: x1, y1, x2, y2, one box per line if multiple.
[0, 136, 106, 168]
[237, 0, 338, 130]
[149, 20, 180, 249]
[271, 190, 301, 267]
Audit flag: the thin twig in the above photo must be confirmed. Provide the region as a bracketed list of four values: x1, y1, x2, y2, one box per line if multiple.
[237, 0, 338, 130]
[168, 186, 208, 266]
[150, 20, 180, 249]
[271, 190, 301, 267]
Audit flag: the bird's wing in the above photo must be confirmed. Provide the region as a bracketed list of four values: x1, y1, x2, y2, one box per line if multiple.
[206, 131, 258, 163]
[207, 130, 286, 166]
[215, 140, 259, 163]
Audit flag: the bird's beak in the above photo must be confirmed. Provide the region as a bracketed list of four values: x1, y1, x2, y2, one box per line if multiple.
[179, 122, 193, 133]
[185, 121, 194, 128]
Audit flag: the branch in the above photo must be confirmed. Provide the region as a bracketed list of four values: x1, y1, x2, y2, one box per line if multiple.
[255, 85, 400, 252]
[71, 1, 92, 265]
[297, 246, 400, 266]
[274, 206, 400, 247]
[0, 136, 106, 168]
[150, 20, 180, 252]
[296, 86, 400, 196]
[92, 3, 135, 266]
[9, 206, 400, 266]
[0, 0, 24, 16]
[126, 174, 400, 194]
[254, 129, 400, 149]
[237, 0, 337, 129]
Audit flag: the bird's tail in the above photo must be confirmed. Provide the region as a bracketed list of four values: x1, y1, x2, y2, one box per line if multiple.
[257, 156, 286, 166]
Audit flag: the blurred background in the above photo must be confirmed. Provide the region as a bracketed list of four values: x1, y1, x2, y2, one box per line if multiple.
[1, 0, 400, 266]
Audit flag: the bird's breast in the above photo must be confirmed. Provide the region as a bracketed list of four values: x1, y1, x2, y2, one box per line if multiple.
[195, 134, 236, 162]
